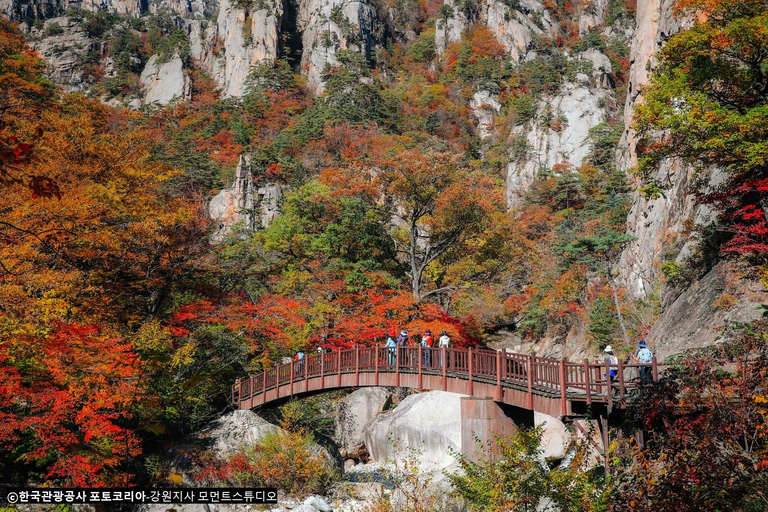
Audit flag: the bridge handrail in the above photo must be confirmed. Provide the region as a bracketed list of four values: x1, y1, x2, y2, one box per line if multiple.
[232, 345, 660, 412]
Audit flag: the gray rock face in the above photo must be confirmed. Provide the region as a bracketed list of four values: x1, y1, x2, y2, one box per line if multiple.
[2, 0, 142, 20]
[209, 154, 257, 243]
[364, 390, 465, 469]
[616, 0, 698, 302]
[646, 262, 768, 361]
[140, 53, 190, 105]
[297, 0, 379, 95]
[214, 0, 283, 97]
[27, 17, 96, 92]
[198, 409, 281, 456]
[483, 0, 554, 62]
[507, 84, 609, 207]
[334, 387, 392, 458]
[435, 0, 468, 55]
[470, 90, 501, 141]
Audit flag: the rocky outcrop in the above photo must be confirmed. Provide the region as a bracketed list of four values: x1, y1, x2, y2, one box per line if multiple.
[435, 0, 467, 55]
[209, 154, 258, 242]
[198, 409, 281, 456]
[140, 53, 190, 104]
[2, 0, 145, 19]
[334, 387, 392, 459]
[26, 17, 96, 92]
[297, 0, 378, 95]
[213, 0, 283, 97]
[507, 84, 609, 207]
[470, 90, 501, 141]
[646, 262, 768, 360]
[209, 155, 282, 242]
[483, 0, 554, 62]
[615, 0, 696, 303]
[364, 391, 464, 469]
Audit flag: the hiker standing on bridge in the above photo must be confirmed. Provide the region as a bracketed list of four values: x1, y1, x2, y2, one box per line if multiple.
[422, 330, 434, 366]
[385, 331, 397, 365]
[632, 340, 653, 385]
[295, 351, 305, 374]
[604, 345, 619, 397]
[439, 330, 450, 367]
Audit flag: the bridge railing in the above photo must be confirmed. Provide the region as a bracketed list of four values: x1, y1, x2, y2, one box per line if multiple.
[233, 346, 659, 411]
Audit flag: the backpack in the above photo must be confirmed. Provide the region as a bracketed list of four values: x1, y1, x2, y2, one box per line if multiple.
[424, 336, 433, 347]
[607, 354, 618, 377]
[637, 347, 652, 363]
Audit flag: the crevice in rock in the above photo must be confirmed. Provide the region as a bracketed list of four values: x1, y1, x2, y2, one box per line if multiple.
[279, 0, 302, 71]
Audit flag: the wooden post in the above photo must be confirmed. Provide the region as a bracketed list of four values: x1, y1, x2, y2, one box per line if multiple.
[418, 344, 423, 389]
[527, 355, 534, 410]
[652, 355, 659, 382]
[601, 415, 609, 472]
[262, 371, 266, 399]
[584, 359, 591, 405]
[560, 358, 567, 416]
[276, 363, 280, 398]
[617, 358, 625, 400]
[304, 353, 308, 390]
[396, 346, 400, 387]
[338, 348, 342, 388]
[355, 346, 360, 387]
[375, 347, 379, 386]
[320, 352, 325, 390]
[290, 359, 294, 396]
[496, 350, 502, 401]
[468, 347, 474, 396]
[606, 359, 612, 410]
[442, 347, 447, 391]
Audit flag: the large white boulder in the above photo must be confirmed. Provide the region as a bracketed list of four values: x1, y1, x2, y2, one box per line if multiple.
[364, 390, 465, 469]
[335, 387, 393, 458]
[534, 411, 571, 462]
[198, 409, 280, 456]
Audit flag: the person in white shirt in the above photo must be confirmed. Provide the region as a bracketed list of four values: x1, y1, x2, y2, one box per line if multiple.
[438, 330, 450, 366]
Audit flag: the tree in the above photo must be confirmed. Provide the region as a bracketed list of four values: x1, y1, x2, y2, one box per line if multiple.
[447, 428, 610, 512]
[0, 324, 143, 486]
[347, 149, 506, 303]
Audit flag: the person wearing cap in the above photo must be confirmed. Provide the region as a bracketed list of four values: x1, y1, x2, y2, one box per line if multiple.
[603, 345, 619, 396]
[385, 331, 397, 365]
[632, 340, 653, 385]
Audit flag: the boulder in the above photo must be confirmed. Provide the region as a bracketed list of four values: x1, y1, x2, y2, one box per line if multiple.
[197, 409, 280, 456]
[534, 412, 571, 462]
[364, 390, 465, 469]
[335, 387, 393, 458]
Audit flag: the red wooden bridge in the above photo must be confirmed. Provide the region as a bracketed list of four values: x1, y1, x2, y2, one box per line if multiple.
[232, 346, 658, 417]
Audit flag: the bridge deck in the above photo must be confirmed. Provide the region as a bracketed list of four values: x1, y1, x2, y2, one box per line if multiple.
[233, 346, 658, 416]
